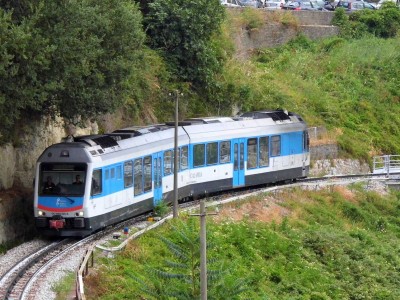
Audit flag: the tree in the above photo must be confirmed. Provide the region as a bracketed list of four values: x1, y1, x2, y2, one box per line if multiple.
[0, 0, 146, 141]
[31, 0, 146, 121]
[145, 0, 225, 89]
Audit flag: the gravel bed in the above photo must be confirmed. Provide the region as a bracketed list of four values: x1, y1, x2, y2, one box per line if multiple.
[31, 242, 89, 300]
[0, 239, 50, 277]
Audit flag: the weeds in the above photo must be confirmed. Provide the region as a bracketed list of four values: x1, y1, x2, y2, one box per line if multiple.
[86, 186, 400, 299]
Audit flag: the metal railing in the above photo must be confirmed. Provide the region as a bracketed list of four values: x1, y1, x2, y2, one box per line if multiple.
[373, 155, 400, 175]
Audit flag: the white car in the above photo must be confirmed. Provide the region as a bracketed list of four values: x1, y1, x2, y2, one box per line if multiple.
[264, 0, 286, 9]
[220, 0, 242, 7]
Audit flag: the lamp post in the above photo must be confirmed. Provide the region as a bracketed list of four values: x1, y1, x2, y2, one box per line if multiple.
[173, 90, 179, 218]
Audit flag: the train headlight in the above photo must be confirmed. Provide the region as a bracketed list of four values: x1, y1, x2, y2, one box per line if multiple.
[76, 211, 84, 217]
[38, 210, 45, 216]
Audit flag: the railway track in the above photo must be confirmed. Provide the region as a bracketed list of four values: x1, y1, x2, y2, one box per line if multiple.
[0, 238, 75, 300]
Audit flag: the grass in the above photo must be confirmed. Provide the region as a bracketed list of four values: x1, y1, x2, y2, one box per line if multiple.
[215, 32, 400, 161]
[52, 271, 76, 300]
[84, 185, 400, 299]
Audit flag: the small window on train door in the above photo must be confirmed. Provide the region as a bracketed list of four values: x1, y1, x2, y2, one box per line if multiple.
[303, 130, 309, 151]
[164, 150, 173, 175]
[219, 141, 231, 163]
[247, 138, 257, 169]
[271, 135, 281, 157]
[116, 165, 122, 180]
[111, 167, 115, 179]
[259, 136, 269, 167]
[91, 169, 102, 196]
[206, 142, 218, 165]
[143, 156, 152, 193]
[134, 158, 143, 196]
[194, 144, 205, 167]
[181, 146, 188, 171]
[124, 161, 133, 188]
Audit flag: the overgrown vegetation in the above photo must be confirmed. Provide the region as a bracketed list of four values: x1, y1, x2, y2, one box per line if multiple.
[1, 3, 400, 158]
[84, 185, 400, 299]
[333, 3, 400, 39]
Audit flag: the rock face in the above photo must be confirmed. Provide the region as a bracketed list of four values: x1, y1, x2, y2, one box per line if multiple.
[0, 117, 95, 244]
[0, 117, 95, 190]
[309, 159, 370, 177]
[0, 189, 35, 244]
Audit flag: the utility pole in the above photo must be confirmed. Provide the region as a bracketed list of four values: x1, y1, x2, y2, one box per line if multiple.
[191, 199, 217, 300]
[173, 90, 179, 218]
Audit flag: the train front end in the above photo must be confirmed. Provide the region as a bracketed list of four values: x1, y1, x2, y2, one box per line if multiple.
[34, 143, 93, 237]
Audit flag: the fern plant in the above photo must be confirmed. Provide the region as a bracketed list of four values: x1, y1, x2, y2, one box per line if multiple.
[129, 218, 247, 299]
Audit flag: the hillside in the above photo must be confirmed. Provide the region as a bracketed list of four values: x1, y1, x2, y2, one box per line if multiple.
[219, 18, 400, 161]
[84, 182, 400, 299]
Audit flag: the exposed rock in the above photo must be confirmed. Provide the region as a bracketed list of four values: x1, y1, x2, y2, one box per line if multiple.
[309, 159, 370, 177]
[0, 117, 95, 190]
[0, 188, 35, 244]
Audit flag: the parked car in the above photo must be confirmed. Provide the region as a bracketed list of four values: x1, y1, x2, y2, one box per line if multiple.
[264, 0, 286, 9]
[239, 0, 264, 7]
[323, 0, 338, 10]
[220, 0, 242, 7]
[282, 0, 324, 10]
[335, 0, 377, 10]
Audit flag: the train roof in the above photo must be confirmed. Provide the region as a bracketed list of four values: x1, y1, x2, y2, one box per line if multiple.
[41, 110, 306, 160]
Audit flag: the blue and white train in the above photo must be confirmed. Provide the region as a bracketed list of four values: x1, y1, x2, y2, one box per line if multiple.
[34, 110, 310, 237]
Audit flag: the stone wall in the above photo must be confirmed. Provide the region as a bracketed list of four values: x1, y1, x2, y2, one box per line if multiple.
[233, 10, 339, 59]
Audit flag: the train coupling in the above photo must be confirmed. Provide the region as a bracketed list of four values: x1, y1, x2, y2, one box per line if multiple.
[49, 218, 66, 230]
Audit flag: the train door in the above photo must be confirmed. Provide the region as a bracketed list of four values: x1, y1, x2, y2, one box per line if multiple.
[232, 138, 245, 187]
[153, 152, 163, 205]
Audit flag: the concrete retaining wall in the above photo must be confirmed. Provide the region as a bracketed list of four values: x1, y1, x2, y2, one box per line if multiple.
[233, 10, 339, 58]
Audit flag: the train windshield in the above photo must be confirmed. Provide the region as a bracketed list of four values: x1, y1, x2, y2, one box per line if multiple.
[39, 163, 87, 196]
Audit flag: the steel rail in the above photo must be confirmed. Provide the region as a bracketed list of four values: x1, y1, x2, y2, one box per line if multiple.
[0, 239, 69, 300]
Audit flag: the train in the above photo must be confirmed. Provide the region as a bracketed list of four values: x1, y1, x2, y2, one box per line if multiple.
[33, 110, 310, 237]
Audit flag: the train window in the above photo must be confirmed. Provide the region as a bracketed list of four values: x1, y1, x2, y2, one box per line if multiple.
[181, 146, 188, 171]
[143, 156, 152, 192]
[240, 143, 244, 170]
[91, 169, 102, 196]
[105, 169, 110, 180]
[234, 144, 238, 170]
[111, 168, 115, 179]
[271, 135, 281, 157]
[39, 163, 87, 196]
[247, 138, 257, 169]
[134, 158, 143, 196]
[219, 141, 231, 163]
[116, 166, 122, 179]
[164, 150, 173, 175]
[194, 144, 205, 167]
[124, 161, 133, 188]
[259, 136, 269, 167]
[206, 142, 218, 165]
